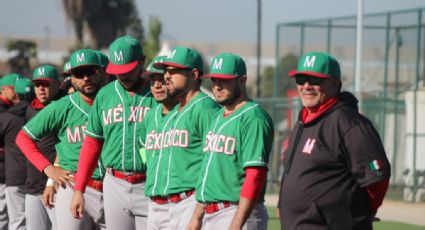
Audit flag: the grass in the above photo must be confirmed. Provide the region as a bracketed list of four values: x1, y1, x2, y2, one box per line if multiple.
[266, 207, 425, 230]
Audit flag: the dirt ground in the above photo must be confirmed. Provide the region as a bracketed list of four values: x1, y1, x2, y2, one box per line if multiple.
[265, 194, 425, 226]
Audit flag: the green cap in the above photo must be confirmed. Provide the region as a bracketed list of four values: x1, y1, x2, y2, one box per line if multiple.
[154, 46, 203, 72]
[2, 73, 25, 87]
[62, 60, 71, 76]
[142, 55, 166, 78]
[203, 53, 246, 79]
[289, 51, 341, 79]
[14, 77, 33, 94]
[96, 51, 109, 68]
[69, 49, 102, 70]
[32, 65, 59, 82]
[106, 35, 144, 74]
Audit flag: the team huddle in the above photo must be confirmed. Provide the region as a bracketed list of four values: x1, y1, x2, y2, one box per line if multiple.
[0, 35, 391, 230]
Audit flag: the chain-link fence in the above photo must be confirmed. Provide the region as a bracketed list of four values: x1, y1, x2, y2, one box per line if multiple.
[264, 8, 425, 202]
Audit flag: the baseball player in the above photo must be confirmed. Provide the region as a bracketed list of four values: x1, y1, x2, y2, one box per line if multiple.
[152, 46, 220, 229]
[187, 53, 274, 230]
[24, 64, 63, 230]
[139, 55, 179, 229]
[71, 35, 157, 230]
[0, 73, 26, 230]
[16, 51, 107, 230]
[0, 77, 33, 230]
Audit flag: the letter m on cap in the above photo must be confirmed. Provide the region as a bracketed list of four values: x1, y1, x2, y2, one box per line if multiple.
[38, 68, 45, 76]
[303, 56, 316, 68]
[114, 51, 124, 62]
[167, 50, 176, 59]
[76, 53, 86, 63]
[212, 58, 223, 70]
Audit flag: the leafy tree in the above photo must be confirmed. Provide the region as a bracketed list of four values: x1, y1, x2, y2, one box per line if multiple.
[144, 16, 162, 65]
[261, 53, 298, 98]
[62, 0, 144, 49]
[7, 39, 37, 76]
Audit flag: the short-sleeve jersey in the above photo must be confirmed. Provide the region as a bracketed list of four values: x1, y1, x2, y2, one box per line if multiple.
[163, 91, 220, 195]
[142, 104, 179, 197]
[85, 80, 157, 173]
[196, 101, 274, 203]
[23, 92, 104, 180]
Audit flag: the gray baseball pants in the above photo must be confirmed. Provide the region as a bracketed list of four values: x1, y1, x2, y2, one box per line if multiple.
[202, 202, 268, 230]
[5, 185, 26, 230]
[25, 193, 57, 230]
[56, 185, 105, 230]
[0, 184, 7, 230]
[103, 171, 148, 230]
[147, 199, 170, 230]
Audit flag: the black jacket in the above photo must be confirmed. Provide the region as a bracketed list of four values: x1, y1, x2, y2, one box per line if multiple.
[279, 92, 391, 230]
[24, 102, 58, 195]
[0, 99, 10, 183]
[0, 101, 29, 186]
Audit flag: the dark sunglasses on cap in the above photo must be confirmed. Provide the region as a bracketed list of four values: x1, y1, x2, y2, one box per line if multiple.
[72, 68, 99, 79]
[295, 75, 324, 86]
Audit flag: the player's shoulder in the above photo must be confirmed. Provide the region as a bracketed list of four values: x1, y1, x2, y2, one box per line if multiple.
[97, 80, 117, 95]
[196, 91, 220, 109]
[45, 93, 73, 110]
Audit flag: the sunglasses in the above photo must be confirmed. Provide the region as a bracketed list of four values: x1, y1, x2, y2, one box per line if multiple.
[33, 81, 50, 88]
[72, 68, 99, 79]
[150, 78, 166, 87]
[295, 75, 324, 86]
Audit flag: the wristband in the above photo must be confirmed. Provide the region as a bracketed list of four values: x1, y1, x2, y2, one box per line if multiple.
[46, 178, 55, 187]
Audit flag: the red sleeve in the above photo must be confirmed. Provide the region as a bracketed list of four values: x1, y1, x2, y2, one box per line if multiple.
[366, 179, 389, 213]
[15, 130, 52, 172]
[73, 136, 103, 192]
[240, 167, 267, 200]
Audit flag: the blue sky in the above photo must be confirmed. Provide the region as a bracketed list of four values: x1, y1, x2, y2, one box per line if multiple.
[0, 0, 424, 44]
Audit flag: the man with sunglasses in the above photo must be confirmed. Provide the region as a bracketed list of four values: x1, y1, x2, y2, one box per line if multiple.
[278, 51, 391, 230]
[188, 53, 274, 230]
[8, 66, 62, 230]
[138, 55, 179, 229]
[16, 51, 107, 229]
[71, 35, 157, 230]
[152, 46, 220, 229]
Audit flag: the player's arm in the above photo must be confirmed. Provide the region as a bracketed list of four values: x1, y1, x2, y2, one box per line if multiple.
[16, 130, 73, 187]
[187, 203, 205, 230]
[70, 136, 103, 219]
[229, 167, 267, 229]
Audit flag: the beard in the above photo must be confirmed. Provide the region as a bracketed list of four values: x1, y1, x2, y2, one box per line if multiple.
[73, 82, 100, 98]
[216, 85, 241, 106]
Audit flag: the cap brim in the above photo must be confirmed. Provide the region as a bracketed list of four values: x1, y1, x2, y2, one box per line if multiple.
[153, 62, 189, 70]
[70, 64, 100, 71]
[288, 70, 331, 79]
[106, 60, 139, 75]
[141, 71, 164, 78]
[202, 73, 238, 79]
[32, 78, 55, 82]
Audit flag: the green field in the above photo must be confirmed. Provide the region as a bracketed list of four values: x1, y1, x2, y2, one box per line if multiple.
[267, 207, 425, 230]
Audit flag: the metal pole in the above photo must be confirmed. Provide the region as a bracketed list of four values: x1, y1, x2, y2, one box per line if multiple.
[355, 0, 363, 111]
[256, 0, 262, 98]
[273, 25, 280, 98]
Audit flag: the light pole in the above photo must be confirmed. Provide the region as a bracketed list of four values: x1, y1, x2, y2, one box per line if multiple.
[256, 0, 262, 98]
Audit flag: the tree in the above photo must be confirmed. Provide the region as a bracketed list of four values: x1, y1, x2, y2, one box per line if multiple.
[143, 16, 162, 65]
[261, 53, 298, 98]
[7, 39, 37, 76]
[62, 0, 144, 49]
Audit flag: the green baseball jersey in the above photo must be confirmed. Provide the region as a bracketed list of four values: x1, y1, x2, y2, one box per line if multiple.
[196, 101, 274, 203]
[86, 80, 157, 173]
[163, 91, 220, 195]
[23, 92, 105, 180]
[142, 104, 179, 197]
